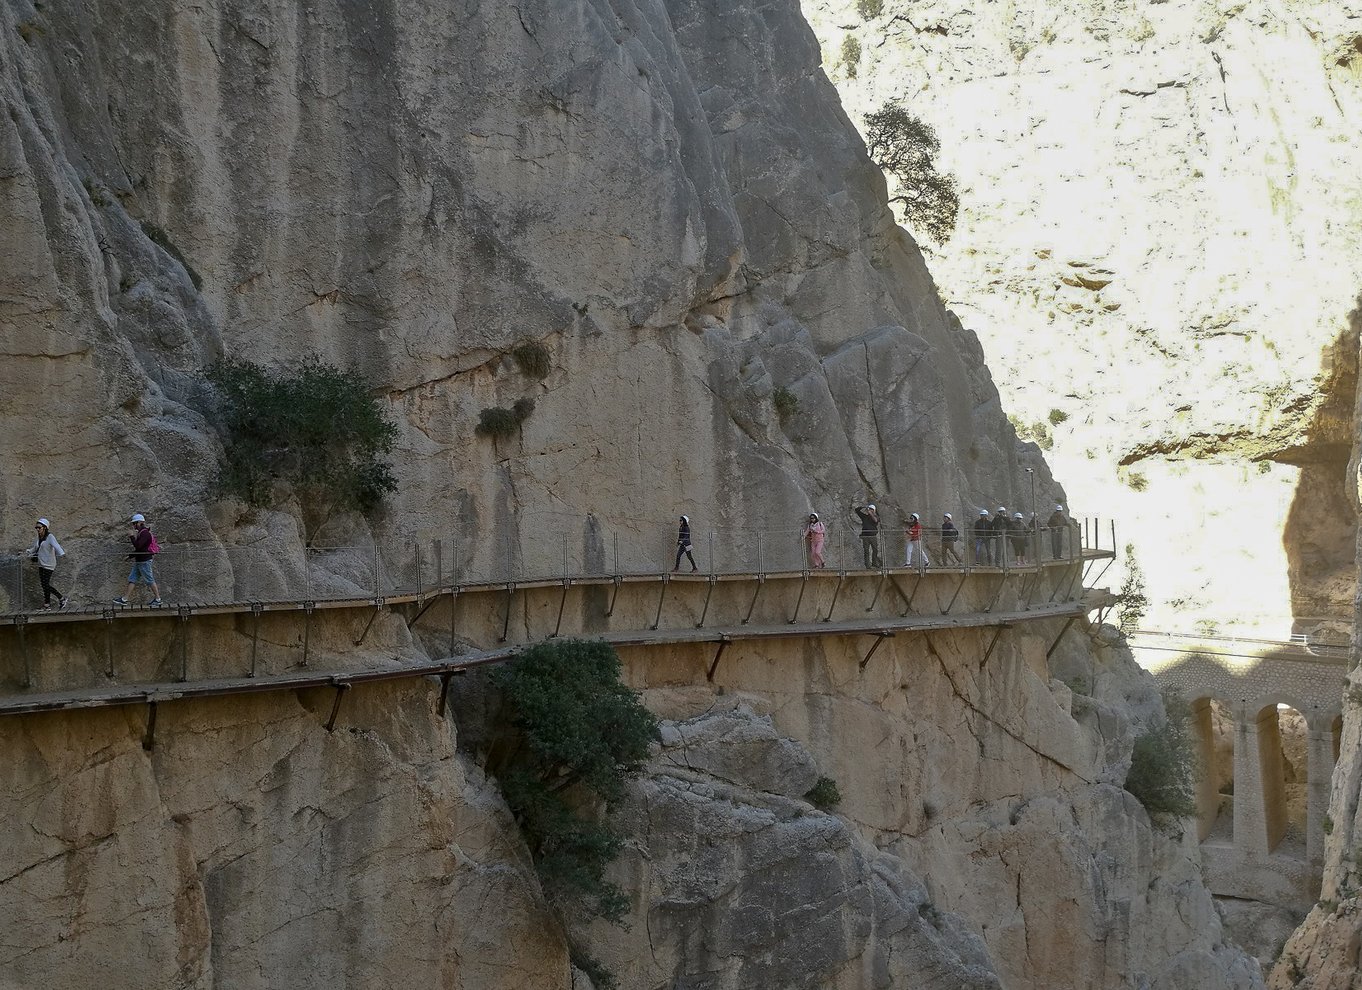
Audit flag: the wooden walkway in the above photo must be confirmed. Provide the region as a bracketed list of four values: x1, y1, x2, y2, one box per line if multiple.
[0, 552, 1118, 738]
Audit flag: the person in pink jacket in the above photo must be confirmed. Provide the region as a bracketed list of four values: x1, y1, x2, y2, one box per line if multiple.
[802, 513, 826, 568]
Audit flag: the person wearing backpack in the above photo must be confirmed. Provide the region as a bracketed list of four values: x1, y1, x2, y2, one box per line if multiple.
[114, 513, 162, 606]
[28, 517, 69, 610]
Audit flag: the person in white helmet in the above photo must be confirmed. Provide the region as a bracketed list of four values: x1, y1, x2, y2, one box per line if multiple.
[673, 515, 699, 572]
[939, 512, 962, 565]
[972, 509, 992, 564]
[27, 517, 68, 610]
[1009, 511, 1029, 565]
[852, 500, 881, 568]
[904, 512, 926, 569]
[113, 513, 161, 606]
[802, 512, 827, 568]
[988, 506, 1010, 566]
[1046, 503, 1069, 559]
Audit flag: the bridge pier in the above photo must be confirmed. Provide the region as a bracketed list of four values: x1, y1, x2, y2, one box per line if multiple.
[1306, 719, 1335, 866]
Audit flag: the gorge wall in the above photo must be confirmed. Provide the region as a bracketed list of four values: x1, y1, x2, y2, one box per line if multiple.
[803, 0, 1362, 638]
[0, 0, 1271, 986]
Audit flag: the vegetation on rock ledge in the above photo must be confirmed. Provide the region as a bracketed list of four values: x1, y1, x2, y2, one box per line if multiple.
[1125, 693, 1197, 822]
[864, 100, 960, 244]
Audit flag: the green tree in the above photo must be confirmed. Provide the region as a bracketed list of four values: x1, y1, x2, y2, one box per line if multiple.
[1117, 543, 1149, 634]
[490, 639, 659, 925]
[203, 357, 398, 537]
[863, 100, 960, 244]
[1125, 693, 1197, 821]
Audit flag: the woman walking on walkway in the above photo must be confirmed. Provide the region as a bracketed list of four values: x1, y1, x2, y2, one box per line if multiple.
[28, 518, 68, 610]
[803, 512, 826, 568]
[673, 515, 699, 572]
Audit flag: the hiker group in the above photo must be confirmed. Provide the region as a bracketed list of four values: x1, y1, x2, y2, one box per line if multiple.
[17, 513, 163, 611]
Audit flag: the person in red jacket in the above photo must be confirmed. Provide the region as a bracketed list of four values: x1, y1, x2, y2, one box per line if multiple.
[113, 513, 162, 606]
[904, 512, 927, 569]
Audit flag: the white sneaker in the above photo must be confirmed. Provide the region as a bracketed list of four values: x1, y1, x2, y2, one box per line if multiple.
[112, 597, 128, 606]
[148, 598, 163, 607]
[59, 597, 69, 610]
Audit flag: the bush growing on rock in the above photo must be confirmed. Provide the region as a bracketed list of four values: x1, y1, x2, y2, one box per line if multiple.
[203, 357, 398, 537]
[489, 638, 659, 926]
[1117, 544, 1149, 634]
[476, 397, 536, 439]
[773, 386, 799, 423]
[805, 776, 841, 809]
[511, 340, 552, 379]
[856, 0, 884, 18]
[864, 100, 960, 244]
[841, 35, 861, 78]
[1125, 694, 1197, 821]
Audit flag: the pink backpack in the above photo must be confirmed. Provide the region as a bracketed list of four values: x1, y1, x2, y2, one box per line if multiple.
[147, 531, 161, 555]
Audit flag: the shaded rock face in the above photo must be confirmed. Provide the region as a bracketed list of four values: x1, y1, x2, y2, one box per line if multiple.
[0, 681, 569, 989]
[0, 0, 1054, 589]
[802, 0, 1362, 636]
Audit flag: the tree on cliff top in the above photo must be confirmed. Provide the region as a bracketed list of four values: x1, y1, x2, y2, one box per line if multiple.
[488, 638, 659, 926]
[863, 100, 960, 244]
[203, 357, 398, 538]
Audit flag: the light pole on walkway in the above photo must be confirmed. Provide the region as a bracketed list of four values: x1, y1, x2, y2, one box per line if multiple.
[1025, 468, 1037, 557]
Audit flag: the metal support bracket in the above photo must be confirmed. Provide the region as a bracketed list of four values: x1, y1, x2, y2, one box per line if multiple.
[552, 579, 572, 637]
[860, 631, 894, 671]
[142, 700, 158, 751]
[13, 615, 30, 689]
[706, 636, 731, 682]
[325, 681, 351, 732]
[1049, 562, 1081, 604]
[102, 608, 116, 679]
[605, 575, 623, 618]
[980, 625, 1009, 668]
[942, 573, 968, 615]
[355, 598, 386, 646]
[900, 575, 922, 616]
[696, 575, 717, 628]
[822, 571, 846, 623]
[301, 601, 316, 667]
[741, 575, 765, 625]
[499, 584, 516, 643]
[651, 573, 671, 631]
[178, 605, 193, 682]
[983, 574, 1008, 614]
[866, 572, 887, 613]
[437, 671, 456, 716]
[789, 571, 810, 624]
[1046, 617, 1078, 659]
[411, 593, 441, 626]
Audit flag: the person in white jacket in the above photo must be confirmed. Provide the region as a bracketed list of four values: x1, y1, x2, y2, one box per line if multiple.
[29, 518, 68, 610]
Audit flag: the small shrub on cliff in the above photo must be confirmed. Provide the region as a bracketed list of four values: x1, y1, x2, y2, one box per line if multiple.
[203, 357, 398, 537]
[511, 340, 552, 380]
[864, 100, 960, 244]
[489, 639, 659, 925]
[805, 776, 841, 810]
[841, 35, 862, 78]
[1124, 693, 1197, 822]
[856, 0, 884, 18]
[773, 386, 799, 423]
[1047, 407, 1069, 426]
[476, 397, 536, 439]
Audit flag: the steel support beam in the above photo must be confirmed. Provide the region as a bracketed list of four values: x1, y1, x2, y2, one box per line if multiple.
[301, 602, 315, 667]
[249, 602, 263, 677]
[860, 631, 894, 670]
[325, 682, 351, 732]
[980, 625, 1008, 667]
[697, 575, 717, 629]
[789, 571, 810, 625]
[553, 579, 572, 637]
[942, 573, 968, 615]
[1047, 617, 1078, 659]
[651, 574, 671, 631]
[142, 700, 158, 751]
[605, 576, 623, 618]
[178, 606, 193, 682]
[499, 585, 515, 643]
[706, 636, 730, 682]
[103, 609, 115, 679]
[866, 573, 887, 613]
[355, 599, 386, 646]
[822, 571, 846, 623]
[14, 615, 30, 689]
[741, 576, 765, 626]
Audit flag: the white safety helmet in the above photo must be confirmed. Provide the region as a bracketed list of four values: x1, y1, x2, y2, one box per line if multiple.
[997, 506, 1006, 513]
[1013, 512, 1023, 520]
[130, 513, 146, 523]
[680, 515, 689, 523]
[1055, 504, 1064, 511]
[36, 518, 50, 528]
[943, 513, 952, 520]
[866, 504, 875, 511]
[979, 509, 989, 516]
[809, 512, 819, 520]
[910, 513, 919, 521]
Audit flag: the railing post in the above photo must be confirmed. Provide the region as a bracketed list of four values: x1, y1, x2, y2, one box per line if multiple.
[613, 531, 619, 575]
[415, 540, 424, 596]
[757, 529, 764, 574]
[371, 538, 381, 598]
[708, 530, 715, 575]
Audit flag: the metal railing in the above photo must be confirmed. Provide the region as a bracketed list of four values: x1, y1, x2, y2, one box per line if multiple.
[0, 514, 1112, 616]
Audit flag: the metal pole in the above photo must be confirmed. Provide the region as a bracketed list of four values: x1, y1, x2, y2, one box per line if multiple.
[757, 529, 764, 575]
[708, 529, 715, 575]
[372, 538, 380, 598]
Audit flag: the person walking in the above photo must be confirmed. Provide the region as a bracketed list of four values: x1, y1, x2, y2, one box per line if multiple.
[673, 515, 699, 572]
[939, 513, 962, 565]
[1009, 512, 1030, 566]
[972, 509, 992, 564]
[802, 512, 826, 569]
[904, 513, 926, 569]
[1047, 503, 1069, 559]
[853, 501, 881, 569]
[27, 518, 68, 610]
[989, 506, 1010, 566]
[113, 513, 161, 606]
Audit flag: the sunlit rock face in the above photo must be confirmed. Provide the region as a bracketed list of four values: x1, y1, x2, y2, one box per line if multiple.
[803, 0, 1362, 637]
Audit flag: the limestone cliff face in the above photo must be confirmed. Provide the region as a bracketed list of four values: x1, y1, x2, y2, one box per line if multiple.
[0, 0, 1267, 987]
[802, 0, 1362, 636]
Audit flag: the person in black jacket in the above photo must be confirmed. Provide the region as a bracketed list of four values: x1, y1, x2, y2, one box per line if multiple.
[972, 509, 992, 564]
[853, 502, 881, 568]
[989, 506, 1010, 566]
[1047, 504, 1069, 559]
[939, 513, 962, 565]
[1009, 512, 1030, 565]
[673, 515, 699, 572]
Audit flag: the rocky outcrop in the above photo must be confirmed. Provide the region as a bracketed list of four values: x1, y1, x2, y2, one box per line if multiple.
[802, 0, 1362, 636]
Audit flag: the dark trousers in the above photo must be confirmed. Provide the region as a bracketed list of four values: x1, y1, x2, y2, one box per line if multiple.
[674, 544, 697, 571]
[39, 567, 62, 605]
[861, 535, 881, 569]
[940, 542, 962, 565]
[1051, 528, 1065, 559]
